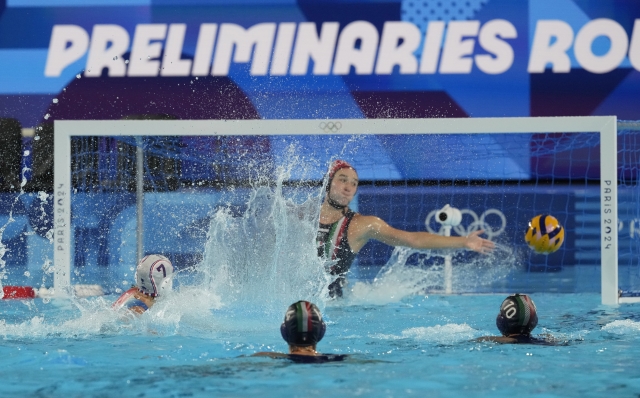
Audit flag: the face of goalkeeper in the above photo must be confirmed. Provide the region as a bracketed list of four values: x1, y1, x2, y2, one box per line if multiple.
[325, 167, 358, 210]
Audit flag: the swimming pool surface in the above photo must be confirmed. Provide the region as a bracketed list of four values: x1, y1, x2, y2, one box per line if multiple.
[1, 291, 639, 397]
[2, 182, 640, 397]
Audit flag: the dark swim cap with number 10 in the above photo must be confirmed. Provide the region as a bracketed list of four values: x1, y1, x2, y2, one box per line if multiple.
[496, 293, 538, 336]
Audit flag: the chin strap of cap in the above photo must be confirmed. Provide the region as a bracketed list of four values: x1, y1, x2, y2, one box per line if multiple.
[327, 196, 347, 210]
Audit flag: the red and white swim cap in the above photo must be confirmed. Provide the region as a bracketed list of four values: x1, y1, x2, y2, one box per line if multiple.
[326, 160, 356, 192]
[328, 159, 354, 179]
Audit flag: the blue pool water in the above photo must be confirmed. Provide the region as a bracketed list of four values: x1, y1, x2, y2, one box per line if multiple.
[1, 292, 639, 396]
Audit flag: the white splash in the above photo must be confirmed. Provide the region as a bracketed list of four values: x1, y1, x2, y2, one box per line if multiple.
[347, 244, 518, 305]
[373, 323, 478, 344]
[602, 319, 640, 334]
[196, 155, 330, 320]
[0, 287, 228, 339]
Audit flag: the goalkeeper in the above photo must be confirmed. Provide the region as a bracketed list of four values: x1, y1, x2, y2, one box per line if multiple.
[317, 160, 495, 298]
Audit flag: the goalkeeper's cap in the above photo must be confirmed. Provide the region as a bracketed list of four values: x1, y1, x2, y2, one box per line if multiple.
[496, 293, 538, 336]
[136, 254, 174, 297]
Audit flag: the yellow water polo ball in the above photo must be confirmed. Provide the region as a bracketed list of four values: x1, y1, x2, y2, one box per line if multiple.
[524, 214, 565, 254]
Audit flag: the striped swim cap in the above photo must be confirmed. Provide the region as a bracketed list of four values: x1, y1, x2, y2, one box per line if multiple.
[496, 294, 538, 336]
[280, 301, 326, 346]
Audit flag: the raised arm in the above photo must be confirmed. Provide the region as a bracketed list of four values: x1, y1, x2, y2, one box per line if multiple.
[348, 215, 495, 254]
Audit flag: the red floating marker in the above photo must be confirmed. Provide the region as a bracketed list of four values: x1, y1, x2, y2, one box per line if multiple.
[2, 286, 36, 299]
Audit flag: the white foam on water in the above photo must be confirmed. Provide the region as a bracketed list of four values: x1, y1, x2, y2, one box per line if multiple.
[0, 298, 119, 339]
[402, 323, 479, 343]
[602, 319, 640, 335]
[372, 323, 478, 344]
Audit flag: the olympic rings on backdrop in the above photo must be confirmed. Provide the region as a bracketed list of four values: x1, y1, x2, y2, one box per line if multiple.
[319, 122, 342, 133]
[479, 208, 507, 237]
[424, 208, 507, 241]
[452, 209, 480, 236]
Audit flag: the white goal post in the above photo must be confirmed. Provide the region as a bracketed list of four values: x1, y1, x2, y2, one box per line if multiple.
[53, 116, 619, 304]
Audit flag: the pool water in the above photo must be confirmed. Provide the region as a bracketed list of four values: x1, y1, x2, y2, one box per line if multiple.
[2, 174, 639, 397]
[1, 291, 639, 397]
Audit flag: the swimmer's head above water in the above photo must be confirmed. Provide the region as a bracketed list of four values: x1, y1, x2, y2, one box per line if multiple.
[136, 254, 174, 297]
[474, 294, 559, 345]
[111, 254, 174, 314]
[280, 300, 326, 354]
[326, 159, 356, 192]
[251, 301, 344, 361]
[496, 293, 538, 336]
[325, 160, 358, 211]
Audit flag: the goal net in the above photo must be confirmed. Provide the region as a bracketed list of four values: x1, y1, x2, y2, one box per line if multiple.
[48, 117, 631, 304]
[616, 121, 640, 303]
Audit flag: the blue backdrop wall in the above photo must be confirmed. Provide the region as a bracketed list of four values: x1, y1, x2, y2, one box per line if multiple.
[0, 0, 639, 126]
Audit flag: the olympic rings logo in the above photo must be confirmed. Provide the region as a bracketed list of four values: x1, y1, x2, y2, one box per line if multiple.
[319, 121, 342, 133]
[425, 208, 507, 240]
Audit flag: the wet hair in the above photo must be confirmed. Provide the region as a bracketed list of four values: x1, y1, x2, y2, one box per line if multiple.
[496, 293, 538, 336]
[280, 301, 326, 347]
[326, 159, 356, 193]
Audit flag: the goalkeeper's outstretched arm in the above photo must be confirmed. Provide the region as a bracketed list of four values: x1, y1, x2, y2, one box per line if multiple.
[348, 214, 495, 254]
